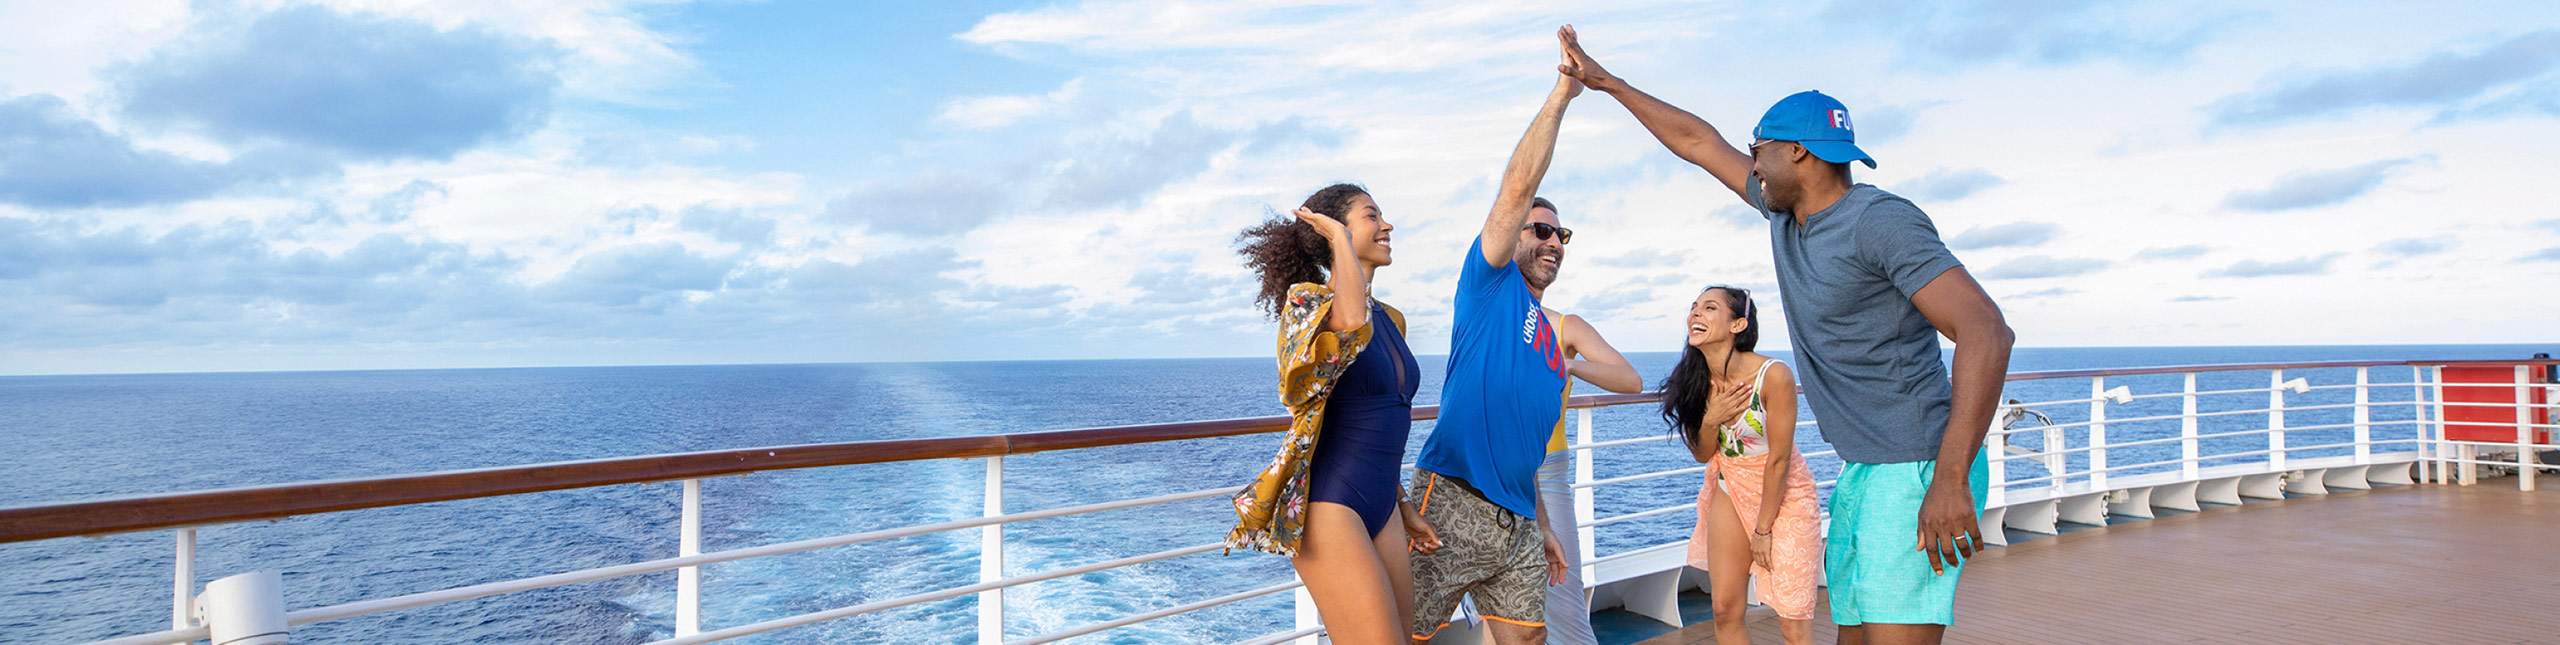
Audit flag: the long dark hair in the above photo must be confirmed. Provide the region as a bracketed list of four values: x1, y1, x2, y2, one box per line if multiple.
[1236, 183, 1368, 318]
[1660, 286, 1759, 454]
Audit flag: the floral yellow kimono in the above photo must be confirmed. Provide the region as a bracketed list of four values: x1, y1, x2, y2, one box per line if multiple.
[1227, 282, 1405, 556]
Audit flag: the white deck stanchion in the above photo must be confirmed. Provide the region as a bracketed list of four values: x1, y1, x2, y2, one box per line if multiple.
[678, 479, 702, 637]
[2519, 366, 2537, 492]
[196, 572, 286, 645]
[170, 528, 195, 645]
[980, 456, 1005, 643]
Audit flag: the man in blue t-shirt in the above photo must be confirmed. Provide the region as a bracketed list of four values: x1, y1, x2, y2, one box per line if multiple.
[1400, 71, 1585, 644]
[1561, 28, 2016, 645]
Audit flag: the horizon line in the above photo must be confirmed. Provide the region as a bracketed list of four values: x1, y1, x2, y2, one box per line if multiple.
[3, 341, 2551, 379]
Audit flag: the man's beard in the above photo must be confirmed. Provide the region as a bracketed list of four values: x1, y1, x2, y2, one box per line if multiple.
[1524, 261, 1559, 290]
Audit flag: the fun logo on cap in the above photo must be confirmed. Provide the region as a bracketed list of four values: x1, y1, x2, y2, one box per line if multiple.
[1754, 91, 1878, 168]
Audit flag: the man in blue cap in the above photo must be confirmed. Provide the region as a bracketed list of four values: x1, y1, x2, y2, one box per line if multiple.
[1556, 26, 2015, 644]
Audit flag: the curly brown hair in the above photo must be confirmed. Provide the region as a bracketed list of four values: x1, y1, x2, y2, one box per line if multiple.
[1237, 183, 1368, 319]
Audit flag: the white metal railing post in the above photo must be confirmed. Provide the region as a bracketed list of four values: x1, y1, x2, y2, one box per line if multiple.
[2431, 366, 2450, 484]
[979, 456, 1004, 643]
[677, 479, 702, 636]
[1573, 407, 1596, 584]
[2269, 370, 2288, 472]
[2439, 366, 2471, 486]
[2088, 377, 2109, 489]
[172, 527, 196, 645]
[2182, 373, 2199, 481]
[1292, 587, 1321, 645]
[2044, 409, 2066, 492]
[1986, 406, 2007, 508]
[2353, 367, 2372, 465]
[2414, 369, 2433, 484]
[2518, 366, 2537, 492]
[196, 571, 286, 645]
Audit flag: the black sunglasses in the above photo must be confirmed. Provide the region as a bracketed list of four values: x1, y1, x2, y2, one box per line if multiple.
[1749, 138, 1807, 160]
[1521, 222, 1574, 244]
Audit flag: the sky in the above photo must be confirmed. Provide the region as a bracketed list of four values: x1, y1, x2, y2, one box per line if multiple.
[0, 1, 2554, 375]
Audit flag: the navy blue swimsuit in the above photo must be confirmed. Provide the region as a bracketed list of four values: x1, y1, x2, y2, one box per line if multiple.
[1306, 303, 1420, 537]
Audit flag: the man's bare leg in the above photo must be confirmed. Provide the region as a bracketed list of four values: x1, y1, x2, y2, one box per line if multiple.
[1485, 619, 1547, 644]
[1842, 622, 1945, 645]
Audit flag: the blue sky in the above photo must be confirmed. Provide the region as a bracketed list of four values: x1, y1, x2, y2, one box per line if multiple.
[0, 1, 2554, 375]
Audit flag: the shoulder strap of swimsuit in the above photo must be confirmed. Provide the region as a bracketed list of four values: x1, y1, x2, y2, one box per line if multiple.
[1751, 359, 1779, 398]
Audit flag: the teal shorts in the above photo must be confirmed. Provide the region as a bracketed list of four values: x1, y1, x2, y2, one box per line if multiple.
[1824, 452, 1989, 626]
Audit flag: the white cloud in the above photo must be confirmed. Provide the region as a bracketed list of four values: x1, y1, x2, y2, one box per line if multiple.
[0, 2, 191, 103]
[0, 1, 702, 113]
[2222, 156, 2429, 212]
[8, 0, 2560, 373]
[2211, 29, 2559, 127]
[2207, 253, 2344, 278]
[276, 0, 706, 104]
[937, 78, 1084, 129]
[1895, 167, 2005, 202]
[2135, 245, 2211, 261]
[1946, 222, 2055, 251]
[1980, 255, 2112, 280]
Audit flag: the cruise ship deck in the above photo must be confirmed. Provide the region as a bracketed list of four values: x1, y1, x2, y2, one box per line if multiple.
[1628, 478, 2558, 644]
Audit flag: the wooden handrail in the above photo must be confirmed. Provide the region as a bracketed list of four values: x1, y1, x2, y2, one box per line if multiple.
[0, 357, 2545, 544]
[2006, 358, 2558, 381]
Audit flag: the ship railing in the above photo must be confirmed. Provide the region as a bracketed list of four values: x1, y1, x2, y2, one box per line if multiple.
[2, 358, 2551, 644]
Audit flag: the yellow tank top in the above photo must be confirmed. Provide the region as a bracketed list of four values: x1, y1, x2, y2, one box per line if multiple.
[1547, 380, 1573, 454]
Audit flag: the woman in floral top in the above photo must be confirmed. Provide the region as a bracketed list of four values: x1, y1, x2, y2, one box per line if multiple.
[1661, 286, 1821, 645]
[1229, 184, 1432, 643]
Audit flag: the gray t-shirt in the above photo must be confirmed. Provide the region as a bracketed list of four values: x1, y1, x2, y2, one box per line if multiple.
[1749, 177, 1963, 464]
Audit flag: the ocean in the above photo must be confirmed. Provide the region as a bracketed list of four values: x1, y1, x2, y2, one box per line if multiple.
[1, 344, 2547, 643]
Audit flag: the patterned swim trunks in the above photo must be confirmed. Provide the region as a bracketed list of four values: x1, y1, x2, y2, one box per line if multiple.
[1408, 470, 1547, 638]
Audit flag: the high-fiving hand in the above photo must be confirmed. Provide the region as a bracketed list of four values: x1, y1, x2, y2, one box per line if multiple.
[1555, 25, 1619, 93]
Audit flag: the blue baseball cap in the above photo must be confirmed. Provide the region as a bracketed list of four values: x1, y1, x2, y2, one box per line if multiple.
[1751, 90, 1876, 169]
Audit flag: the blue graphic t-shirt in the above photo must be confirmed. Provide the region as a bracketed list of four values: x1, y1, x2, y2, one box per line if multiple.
[1416, 237, 1569, 519]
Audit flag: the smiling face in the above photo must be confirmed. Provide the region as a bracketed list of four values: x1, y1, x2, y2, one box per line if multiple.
[1750, 138, 1805, 213]
[1513, 205, 1564, 289]
[1684, 287, 1750, 350]
[1343, 193, 1393, 267]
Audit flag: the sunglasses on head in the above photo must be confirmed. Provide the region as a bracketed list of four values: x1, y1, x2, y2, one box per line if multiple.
[1701, 285, 1754, 316]
[1521, 222, 1574, 244]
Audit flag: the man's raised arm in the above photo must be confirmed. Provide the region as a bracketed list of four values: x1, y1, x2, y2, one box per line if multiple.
[1480, 73, 1582, 267]
[1556, 25, 1754, 204]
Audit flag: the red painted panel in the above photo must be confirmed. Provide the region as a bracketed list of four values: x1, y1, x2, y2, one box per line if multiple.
[2442, 365, 2552, 443]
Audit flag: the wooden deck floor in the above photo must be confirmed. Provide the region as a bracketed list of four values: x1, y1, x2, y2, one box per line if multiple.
[1638, 479, 2560, 644]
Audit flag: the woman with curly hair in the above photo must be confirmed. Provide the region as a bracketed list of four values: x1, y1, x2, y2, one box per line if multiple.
[1226, 183, 1432, 644]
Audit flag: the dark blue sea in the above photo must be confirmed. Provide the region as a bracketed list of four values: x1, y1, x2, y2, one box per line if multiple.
[1, 344, 2547, 643]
